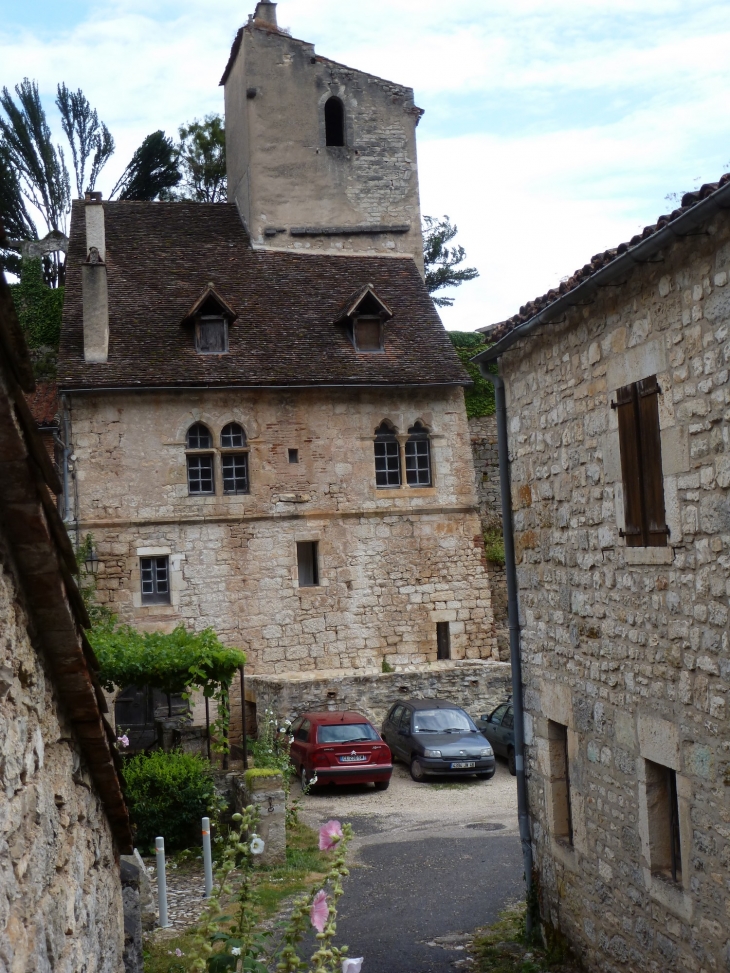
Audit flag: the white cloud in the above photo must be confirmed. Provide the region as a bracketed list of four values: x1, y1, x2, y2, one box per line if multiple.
[2, 0, 729, 329]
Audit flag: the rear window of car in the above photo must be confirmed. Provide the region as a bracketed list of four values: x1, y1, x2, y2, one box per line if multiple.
[413, 709, 476, 733]
[317, 723, 379, 744]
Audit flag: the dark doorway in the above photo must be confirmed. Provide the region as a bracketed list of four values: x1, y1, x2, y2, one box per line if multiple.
[114, 685, 189, 751]
[436, 621, 451, 660]
[325, 96, 345, 146]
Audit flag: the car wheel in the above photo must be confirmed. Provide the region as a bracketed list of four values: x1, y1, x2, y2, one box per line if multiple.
[508, 748, 517, 776]
[410, 757, 426, 783]
[476, 771, 495, 780]
[373, 780, 390, 791]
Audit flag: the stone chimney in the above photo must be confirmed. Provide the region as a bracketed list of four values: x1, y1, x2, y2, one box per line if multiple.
[81, 192, 109, 363]
[253, 0, 277, 27]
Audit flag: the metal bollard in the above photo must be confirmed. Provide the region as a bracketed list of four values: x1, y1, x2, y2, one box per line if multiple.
[202, 816, 213, 897]
[155, 836, 170, 928]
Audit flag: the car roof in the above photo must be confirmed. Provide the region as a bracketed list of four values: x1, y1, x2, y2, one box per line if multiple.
[298, 711, 374, 725]
[398, 698, 466, 711]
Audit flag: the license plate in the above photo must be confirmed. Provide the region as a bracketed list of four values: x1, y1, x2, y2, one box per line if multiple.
[340, 755, 367, 762]
[451, 761, 475, 769]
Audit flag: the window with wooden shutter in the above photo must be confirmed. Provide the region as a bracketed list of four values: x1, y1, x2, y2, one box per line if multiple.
[614, 375, 668, 547]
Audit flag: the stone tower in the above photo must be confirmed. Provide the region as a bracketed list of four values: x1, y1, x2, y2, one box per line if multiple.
[221, 1, 425, 273]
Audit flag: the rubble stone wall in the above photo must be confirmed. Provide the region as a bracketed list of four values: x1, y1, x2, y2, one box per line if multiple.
[468, 415, 509, 659]
[246, 659, 512, 730]
[500, 213, 730, 971]
[72, 385, 497, 674]
[0, 526, 124, 973]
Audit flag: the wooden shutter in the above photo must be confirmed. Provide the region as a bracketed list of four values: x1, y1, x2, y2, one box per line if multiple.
[637, 376, 668, 547]
[615, 382, 644, 547]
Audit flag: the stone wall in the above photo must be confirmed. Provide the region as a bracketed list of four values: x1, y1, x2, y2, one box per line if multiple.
[0, 526, 125, 973]
[245, 659, 512, 731]
[499, 211, 730, 971]
[468, 415, 509, 660]
[224, 20, 424, 270]
[72, 385, 497, 674]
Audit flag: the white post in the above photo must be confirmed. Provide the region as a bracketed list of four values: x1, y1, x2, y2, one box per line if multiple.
[155, 836, 170, 928]
[202, 817, 213, 897]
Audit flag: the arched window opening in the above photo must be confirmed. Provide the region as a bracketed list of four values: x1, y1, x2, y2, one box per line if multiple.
[220, 422, 247, 449]
[374, 420, 401, 488]
[405, 422, 432, 487]
[187, 423, 213, 450]
[325, 96, 345, 147]
[186, 423, 214, 495]
[220, 422, 250, 495]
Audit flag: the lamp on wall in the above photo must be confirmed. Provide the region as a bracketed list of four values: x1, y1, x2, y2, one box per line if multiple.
[84, 546, 100, 575]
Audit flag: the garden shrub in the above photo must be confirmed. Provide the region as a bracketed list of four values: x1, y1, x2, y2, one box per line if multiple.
[123, 749, 216, 852]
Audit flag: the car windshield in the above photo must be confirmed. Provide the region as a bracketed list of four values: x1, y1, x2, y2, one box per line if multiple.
[413, 709, 476, 733]
[317, 723, 379, 744]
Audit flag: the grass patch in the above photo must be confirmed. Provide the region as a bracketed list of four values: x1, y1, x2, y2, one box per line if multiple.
[143, 929, 198, 973]
[471, 901, 583, 973]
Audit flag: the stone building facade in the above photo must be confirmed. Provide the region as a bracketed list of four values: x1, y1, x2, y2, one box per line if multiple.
[476, 175, 730, 971]
[0, 271, 132, 972]
[222, 0, 424, 269]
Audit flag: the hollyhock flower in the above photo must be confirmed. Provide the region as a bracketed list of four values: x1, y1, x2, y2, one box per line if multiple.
[231, 947, 241, 956]
[310, 890, 329, 932]
[250, 836, 265, 855]
[342, 959, 364, 973]
[117, 735, 129, 748]
[319, 820, 343, 851]
[175, 949, 183, 957]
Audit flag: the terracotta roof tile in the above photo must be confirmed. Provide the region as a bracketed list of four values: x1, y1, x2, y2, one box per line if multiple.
[486, 172, 730, 342]
[58, 201, 467, 391]
[27, 381, 59, 426]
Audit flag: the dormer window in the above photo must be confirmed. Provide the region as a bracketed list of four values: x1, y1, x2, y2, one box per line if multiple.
[353, 316, 383, 353]
[195, 315, 228, 354]
[182, 283, 237, 356]
[334, 283, 393, 355]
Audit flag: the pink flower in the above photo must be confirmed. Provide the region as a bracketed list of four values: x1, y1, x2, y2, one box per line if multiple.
[117, 735, 129, 748]
[342, 959, 364, 973]
[319, 820, 343, 851]
[310, 889, 329, 932]
[175, 949, 183, 957]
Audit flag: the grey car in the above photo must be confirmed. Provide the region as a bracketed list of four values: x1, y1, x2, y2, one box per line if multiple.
[474, 701, 516, 776]
[381, 698, 496, 782]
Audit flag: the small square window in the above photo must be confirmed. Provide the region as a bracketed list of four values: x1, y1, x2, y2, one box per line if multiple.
[297, 541, 319, 587]
[140, 556, 171, 605]
[187, 454, 214, 495]
[195, 315, 228, 354]
[375, 440, 401, 487]
[222, 453, 249, 494]
[353, 317, 383, 352]
[288, 448, 299, 464]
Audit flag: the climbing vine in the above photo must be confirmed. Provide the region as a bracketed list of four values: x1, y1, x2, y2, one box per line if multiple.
[448, 330, 496, 418]
[9, 258, 64, 349]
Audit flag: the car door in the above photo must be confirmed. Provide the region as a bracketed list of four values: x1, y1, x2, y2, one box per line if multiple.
[501, 706, 515, 753]
[382, 704, 403, 750]
[290, 718, 311, 772]
[485, 703, 509, 755]
[394, 706, 413, 761]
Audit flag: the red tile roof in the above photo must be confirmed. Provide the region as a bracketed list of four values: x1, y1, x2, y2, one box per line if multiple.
[483, 173, 730, 343]
[59, 201, 467, 391]
[27, 381, 59, 426]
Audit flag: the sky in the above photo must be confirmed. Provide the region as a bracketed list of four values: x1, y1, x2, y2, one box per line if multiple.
[1, 0, 730, 330]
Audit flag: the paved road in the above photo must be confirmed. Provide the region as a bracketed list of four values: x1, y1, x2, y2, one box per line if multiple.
[298, 758, 523, 973]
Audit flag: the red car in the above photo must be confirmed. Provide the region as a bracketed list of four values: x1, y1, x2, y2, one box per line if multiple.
[289, 711, 393, 790]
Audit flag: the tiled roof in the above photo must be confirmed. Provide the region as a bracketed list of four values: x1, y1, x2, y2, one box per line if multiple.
[58, 201, 467, 391]
[484, 173, 730, 343]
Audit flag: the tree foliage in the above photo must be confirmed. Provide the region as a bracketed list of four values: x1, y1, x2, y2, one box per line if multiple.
[9, 258, 63, 348]
[176, 113, 226, 203]
[56, 83, 114, 198]
[110, 130, 182, 201]
[90, 621, 246, 697]
[448, 330, 495, 418]
[423, 215, 479, 307]
[0, 143, 36, 276]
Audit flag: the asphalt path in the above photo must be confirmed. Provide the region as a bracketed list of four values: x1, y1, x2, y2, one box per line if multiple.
[298, 758, 523, 973]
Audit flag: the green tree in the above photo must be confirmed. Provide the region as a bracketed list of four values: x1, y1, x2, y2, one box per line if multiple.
[423, 215, 479, 307]
[0, 143, 36, 276]
[176, 113, 226, 202]
[110, 130, 182, 201]
[56, 83, 115, 199]
[448, 330, 495, 418]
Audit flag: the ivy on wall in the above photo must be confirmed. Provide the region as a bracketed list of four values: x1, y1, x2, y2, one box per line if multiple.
[9, 258, 64, 349]
[448, 331, 496, 418]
